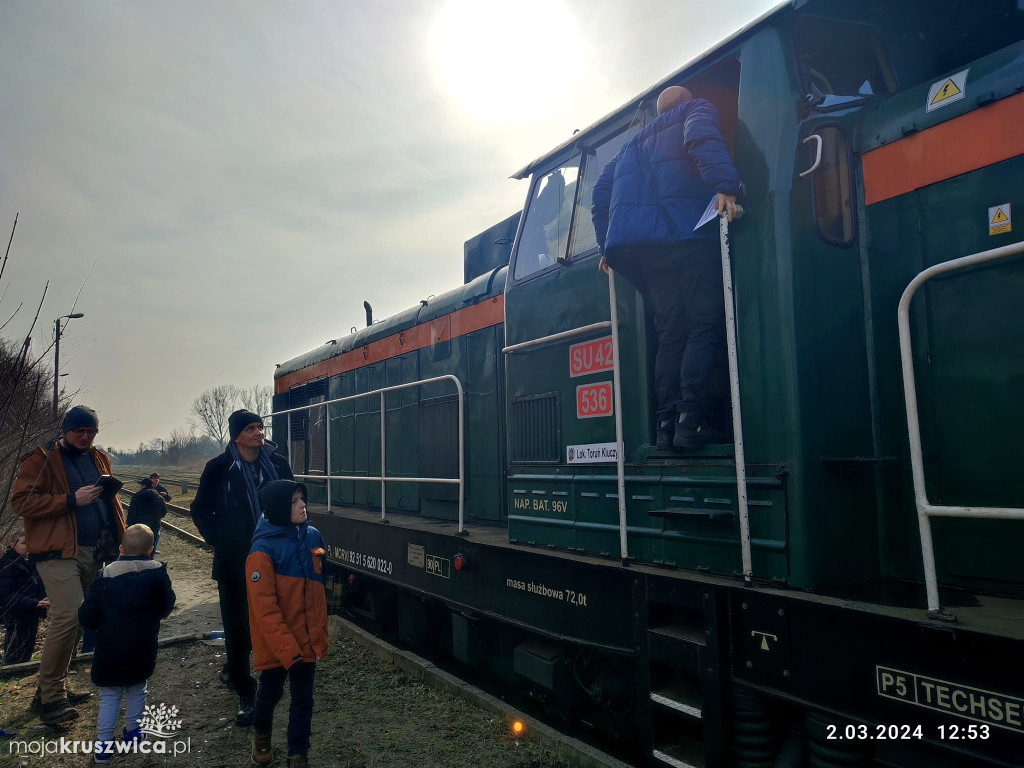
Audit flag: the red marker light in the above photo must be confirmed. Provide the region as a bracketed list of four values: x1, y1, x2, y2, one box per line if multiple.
[454, 553, 466, 571]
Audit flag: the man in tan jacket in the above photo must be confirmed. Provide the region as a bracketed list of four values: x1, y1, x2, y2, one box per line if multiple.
[13, 405, 125, 724]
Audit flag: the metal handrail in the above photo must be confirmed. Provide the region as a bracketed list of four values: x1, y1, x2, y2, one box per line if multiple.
[898, 239, 1024, 617]
[266, 374, 466, 533]
[720, 213, 753, 586]
[502, 321, 612, 354]
[502, 307, 628, 560]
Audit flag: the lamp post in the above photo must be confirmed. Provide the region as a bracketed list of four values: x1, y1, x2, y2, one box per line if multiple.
[54, 313, 84, 418]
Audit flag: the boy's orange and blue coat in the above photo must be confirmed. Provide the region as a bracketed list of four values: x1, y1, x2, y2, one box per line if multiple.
[246, 517, 329, 671]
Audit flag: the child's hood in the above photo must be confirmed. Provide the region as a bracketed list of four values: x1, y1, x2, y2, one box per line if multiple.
[258, 479, 307, 527]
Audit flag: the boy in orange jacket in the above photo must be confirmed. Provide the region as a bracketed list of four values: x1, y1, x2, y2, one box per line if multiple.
[246, 481, 328, 768]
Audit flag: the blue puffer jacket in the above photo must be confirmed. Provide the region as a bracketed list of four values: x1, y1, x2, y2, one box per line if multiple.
[591, 98, 741, 256]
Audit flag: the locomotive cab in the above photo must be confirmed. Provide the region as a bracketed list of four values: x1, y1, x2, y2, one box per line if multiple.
[502, 0, 1024, 600]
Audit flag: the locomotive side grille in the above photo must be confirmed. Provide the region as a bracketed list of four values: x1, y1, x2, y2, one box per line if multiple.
[419, 394, 459, 501]
[509, 393, 560, 463]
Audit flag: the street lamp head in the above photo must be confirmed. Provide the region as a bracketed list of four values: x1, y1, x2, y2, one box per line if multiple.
[67, 313, 84, 319]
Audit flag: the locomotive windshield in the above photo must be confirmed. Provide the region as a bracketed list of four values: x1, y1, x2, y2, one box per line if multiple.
[513, 162, 579, 281]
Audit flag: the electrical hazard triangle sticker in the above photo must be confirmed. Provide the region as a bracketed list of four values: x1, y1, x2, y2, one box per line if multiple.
[926, 69, 969, 112]
[989, 204, 1011, 235]
[930, 79, 961, 105]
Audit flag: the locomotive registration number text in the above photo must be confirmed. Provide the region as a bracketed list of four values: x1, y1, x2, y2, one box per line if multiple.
[569, 337, 614, 377]
[576, 382, 613, 419]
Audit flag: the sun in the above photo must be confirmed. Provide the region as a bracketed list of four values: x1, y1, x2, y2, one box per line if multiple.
[430, 0, 581, 123]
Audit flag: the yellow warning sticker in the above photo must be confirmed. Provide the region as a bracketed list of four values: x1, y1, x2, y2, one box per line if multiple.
[989, 204, 1011, 236]
[926, 69, 969, 113]
[930, 79, 961, 105]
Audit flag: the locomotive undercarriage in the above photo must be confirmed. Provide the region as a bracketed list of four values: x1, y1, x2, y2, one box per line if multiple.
[310, 504, 1022, 767]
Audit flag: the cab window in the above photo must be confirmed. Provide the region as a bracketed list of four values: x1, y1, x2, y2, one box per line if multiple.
[569, 124, 642, 258]
[513, 162, 580, 281]
[812, 125, 855, 246]
[793, 16, 897, 107]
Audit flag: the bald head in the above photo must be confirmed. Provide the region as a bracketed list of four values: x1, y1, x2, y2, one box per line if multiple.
[657, 86, 694, 115]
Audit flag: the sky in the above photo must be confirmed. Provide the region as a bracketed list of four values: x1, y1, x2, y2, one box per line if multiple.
[0, 0, 779, 451]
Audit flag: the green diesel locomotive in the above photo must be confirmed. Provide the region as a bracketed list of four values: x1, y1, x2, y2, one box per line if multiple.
[272, 1, 1024, 764]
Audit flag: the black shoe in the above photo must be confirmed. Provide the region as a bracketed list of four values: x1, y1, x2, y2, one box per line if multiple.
[67, 688, 93, 705]
[655, 419, 676, 452]
[236, 695, 255, 727]
[219, 670, 237, 693]
[40, 698, 79, 724]
[673, 413, 730, 449]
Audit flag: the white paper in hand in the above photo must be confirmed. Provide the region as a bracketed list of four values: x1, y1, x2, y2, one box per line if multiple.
[693, 195, 720, 231]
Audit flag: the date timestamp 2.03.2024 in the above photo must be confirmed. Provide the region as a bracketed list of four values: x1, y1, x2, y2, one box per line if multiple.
[827, 723, 992, 740]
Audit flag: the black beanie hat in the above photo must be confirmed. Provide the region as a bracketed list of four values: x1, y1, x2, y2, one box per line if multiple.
[62, 406, 99, 433]
[138, 477, 154, 489]
[259, 480, 307, 527]
[228, 409, 262, 441]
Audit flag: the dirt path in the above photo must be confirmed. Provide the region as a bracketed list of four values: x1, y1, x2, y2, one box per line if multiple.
[0, 531, 570, 768]
[157, 529, 222, 640]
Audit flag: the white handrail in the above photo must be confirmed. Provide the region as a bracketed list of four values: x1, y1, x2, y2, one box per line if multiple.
[606, 268, 629, 563]
[501, 290, 628, 560]
[898, 240, 1024, 616]
[266, 374, 466, 533]
[502, 321, 612, 354]
[720, 213, 753, 586]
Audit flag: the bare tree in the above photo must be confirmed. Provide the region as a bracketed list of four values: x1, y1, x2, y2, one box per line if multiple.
[238, 384, 273, 418]
[190, 385, 240, 444]
[0, 341, 62, 545]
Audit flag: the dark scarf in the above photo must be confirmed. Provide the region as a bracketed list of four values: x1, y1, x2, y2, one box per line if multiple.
[226, 441, 281, 527]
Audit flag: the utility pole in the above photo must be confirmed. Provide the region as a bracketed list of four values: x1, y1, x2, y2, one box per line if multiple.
[53, 312, 85, 417]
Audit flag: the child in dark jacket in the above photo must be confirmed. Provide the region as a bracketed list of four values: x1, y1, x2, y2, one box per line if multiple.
[0, 531, 50, 665]
[246, 481, 328, 768]
[79, 524, 176, 764]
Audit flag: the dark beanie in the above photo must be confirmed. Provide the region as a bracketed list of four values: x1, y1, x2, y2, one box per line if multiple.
[228, 409, 262, 441]
[138, 477, 154, 489]
[259, 480, 307, 527]
[62, 405, 99, 433]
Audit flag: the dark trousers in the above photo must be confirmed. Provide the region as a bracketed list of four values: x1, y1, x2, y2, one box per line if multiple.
[634, 239, 725, 424]
[217, 572, 256, 698]
[3, 619, 39, 666]
[254, 662, 316, 756]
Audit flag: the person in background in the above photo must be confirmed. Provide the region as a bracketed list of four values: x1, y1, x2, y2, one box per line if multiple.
[79, 524, 175, 764]
[150, 473, 171, 504]
[12, 405, 125, 724]
[591, 85, 741, 451]
[247, 481, 327, 768]
[0, 531, 50, 666]
[127, 478, 167, 554]
[191, 409, 292, 727]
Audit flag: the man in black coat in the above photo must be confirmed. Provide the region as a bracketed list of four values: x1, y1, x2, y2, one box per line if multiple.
[190, 409, 292, 726]
[149, 473, 172, 504]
